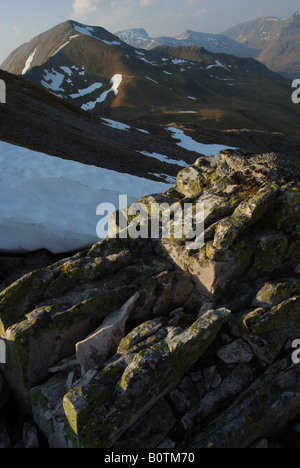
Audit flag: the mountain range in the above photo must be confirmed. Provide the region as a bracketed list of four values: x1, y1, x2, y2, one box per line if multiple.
[1, 20, 300, 135]
[115, 27, 261, 58]
[114, 11, 300, 78]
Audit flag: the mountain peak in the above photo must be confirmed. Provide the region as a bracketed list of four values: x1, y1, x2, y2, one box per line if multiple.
[292, 10, 300, 20]
[115, 27, 149, 38]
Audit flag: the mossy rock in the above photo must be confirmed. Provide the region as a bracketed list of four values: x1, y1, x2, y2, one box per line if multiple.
[233, 296, 300, 364]
[63, 308, 230, 448]
[253, 280, 300, 309]
[176, 166, 206, 198]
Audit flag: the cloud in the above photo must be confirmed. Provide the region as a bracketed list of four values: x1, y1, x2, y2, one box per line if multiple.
[186, 0, 203, 5]
[13, 25, 24, 40]
[69, 0, 208, 36]
[72, 0, 100, 19]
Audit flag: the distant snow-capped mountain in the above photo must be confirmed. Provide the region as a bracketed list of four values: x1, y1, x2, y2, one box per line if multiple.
[114, 27, 261, 58]
[115, 11, 300, 78]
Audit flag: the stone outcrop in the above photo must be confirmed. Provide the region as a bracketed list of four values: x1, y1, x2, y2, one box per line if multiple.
[1, 149, 300, 448]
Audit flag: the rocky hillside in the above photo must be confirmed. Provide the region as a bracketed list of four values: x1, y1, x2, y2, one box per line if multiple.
[1, 149, 300, 448]
[2, 21, 300, 134]
[0, 68, 196, 183]
[222, 15, 288, 50]
[223, 11, 300, 78]
[258, 11, 300, 78]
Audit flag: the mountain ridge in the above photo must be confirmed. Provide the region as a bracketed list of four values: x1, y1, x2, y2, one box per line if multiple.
[115, 26, 261, 57]
[222, 10, 300, 77]
[1, 20, 300, 136]
[114, 11, 300, 77]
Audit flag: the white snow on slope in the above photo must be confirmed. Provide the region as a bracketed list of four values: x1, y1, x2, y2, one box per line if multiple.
[70, 82, 103, 99]
[0, 141, 171, 254]
[207, 60, 229, 71]
[41, 69, 65, 92]
[140, 151, 187, 168]
[111, 74, 123, 93]
[60, 66, 73, 76]
[172, 59, 187, 65]
[73, 24, 95, 37]
[167, 127, 237, 155]
[72, 23, 121, 46]
[101, 39, 122, 46]
[135, 52, 156, 65]
[22, 48, 37, 75]
[51, 41, 70, 57]
[145, 76, 159, 84]
[82, 74, 122, 111]
[102, 119, 131, 131]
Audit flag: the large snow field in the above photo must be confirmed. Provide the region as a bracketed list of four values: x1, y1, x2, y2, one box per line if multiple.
[0, 141, 171, 254]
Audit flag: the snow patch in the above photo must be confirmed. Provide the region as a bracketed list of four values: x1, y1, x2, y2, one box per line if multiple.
[51, 42, 70, 57]
[60, 66, 73, 76]
[101, 39, 121, 46]
[22, 48, 37, 75]
[0, 141, 170, 253]
[73, 24, 95, 37]
[41, 69, 65, 92]
[167, 127, 237, 155]
[70, 82, 103, 99]
[172, 59, 187, 65]
[101, 119, 131, 131]
[140, 151, 187, 168]
[145, 76, 159, 84]
[81, 74, 122, 111]
[207, 60, 230, 71]
[72, 23, 121, 46]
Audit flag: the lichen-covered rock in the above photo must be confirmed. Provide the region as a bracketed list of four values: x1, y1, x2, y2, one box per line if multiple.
[0, 242, 188, 412]
[0, 149, 300, 448]
[253, 280, 300, 309]
[232, 297, 300, 364]
[63, 308, 230, 448]
[76, 293, 140, 374]
[191, 358, 300, 448]
[212, 183, 279, 251]
[182, 363, 255, 433]
[113, 399, 177, 448]
[216, 339, 254, 365]
[176, 166, 205, 198]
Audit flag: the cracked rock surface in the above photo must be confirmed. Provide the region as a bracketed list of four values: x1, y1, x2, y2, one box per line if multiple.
[1, 150, 300, 448]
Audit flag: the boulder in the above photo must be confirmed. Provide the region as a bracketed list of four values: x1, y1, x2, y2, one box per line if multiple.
[63, 308, 230, 448]
[76, 293, 140, 374]
[192, 358, 300, 448]
[232, 297, 300, 364]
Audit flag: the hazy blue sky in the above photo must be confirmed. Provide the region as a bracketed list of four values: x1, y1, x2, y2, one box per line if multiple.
[0, 0, 300, 61]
